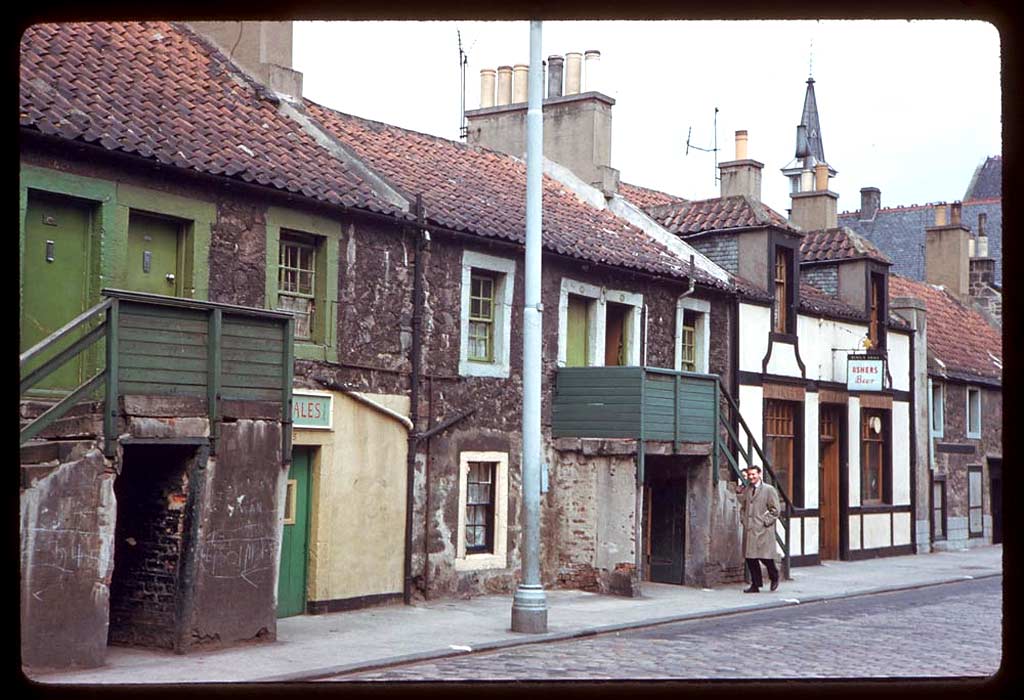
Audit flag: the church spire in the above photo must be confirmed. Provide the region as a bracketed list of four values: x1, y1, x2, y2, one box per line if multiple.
[781, 75, 836, 193]
[800, 77, 826, 165]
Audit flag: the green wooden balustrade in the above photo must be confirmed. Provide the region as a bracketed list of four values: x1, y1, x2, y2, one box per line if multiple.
[552, 365, 791, 578]
[20, 289, 294, 459]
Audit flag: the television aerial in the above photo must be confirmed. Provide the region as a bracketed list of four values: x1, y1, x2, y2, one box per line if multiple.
[685, 106, 720, 185]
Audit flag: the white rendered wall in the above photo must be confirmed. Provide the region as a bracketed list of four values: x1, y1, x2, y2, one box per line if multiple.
[847, 397, 861, 508]
[862, 513, 891, 549]
[893, 512, 912, 546]
[765, 341, 802, 377]
[887, 332, 911, 392]
[803, 394, 820, 509]
[891, 401, 912, 505]
[802, 516, 819, 556]
[849, 514, 862, 550]
[737, 384, 764, 470]
[738, 304, 771, 374]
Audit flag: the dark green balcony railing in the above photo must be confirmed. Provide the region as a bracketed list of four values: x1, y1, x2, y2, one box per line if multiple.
[20, 289, 295, 458]
[551, 364, 791, 579]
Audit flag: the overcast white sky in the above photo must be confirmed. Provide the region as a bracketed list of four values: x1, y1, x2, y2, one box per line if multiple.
[294, 20, 1001, 216]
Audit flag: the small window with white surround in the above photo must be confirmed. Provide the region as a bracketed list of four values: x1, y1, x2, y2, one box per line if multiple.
[459, 251, 515, 378]
[929, 380, 944, 438]
[455, 451, 509, 571]
[675, 297, 710, 373]
[966, 387, 982, 439]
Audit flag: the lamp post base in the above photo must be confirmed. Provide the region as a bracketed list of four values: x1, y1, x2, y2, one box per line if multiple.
[510, 584, 548, 633]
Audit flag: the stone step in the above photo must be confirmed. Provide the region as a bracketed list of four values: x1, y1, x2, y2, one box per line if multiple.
[20, 399, 104, 420]
[20, 439, 95, 466]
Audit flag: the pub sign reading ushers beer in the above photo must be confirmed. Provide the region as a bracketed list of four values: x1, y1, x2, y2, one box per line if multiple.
[846, 356, 884, 392]
[292, 391, 333, 429]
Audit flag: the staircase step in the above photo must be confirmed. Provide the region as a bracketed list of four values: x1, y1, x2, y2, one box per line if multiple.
[21, 462, 63, 489]
[20, 399, 104, 420]
[20, 439, 95, 465]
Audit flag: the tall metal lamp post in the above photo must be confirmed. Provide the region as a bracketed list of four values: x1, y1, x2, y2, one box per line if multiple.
[510, 19, 548, 634]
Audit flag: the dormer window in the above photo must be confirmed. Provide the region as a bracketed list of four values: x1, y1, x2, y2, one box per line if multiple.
[772, 243, 797, 335]
[868, 269, 887, 350]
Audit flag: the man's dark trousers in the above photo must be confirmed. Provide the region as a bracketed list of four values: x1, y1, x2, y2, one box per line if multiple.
[745, 557, 779, 589]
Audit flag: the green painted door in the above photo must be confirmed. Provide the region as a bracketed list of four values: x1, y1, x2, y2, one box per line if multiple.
[566, 294, 589, 367]
[22, 191, 92, 392]
[126, 212, 181, 296]
[277, 447, 312, 618]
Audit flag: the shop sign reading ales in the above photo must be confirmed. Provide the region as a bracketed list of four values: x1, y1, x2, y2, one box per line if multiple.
[847, 354, 884, 391]
[293, 391, 332, 429]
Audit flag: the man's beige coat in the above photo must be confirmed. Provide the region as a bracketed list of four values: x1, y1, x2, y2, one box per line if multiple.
[738, 482, 781, 560]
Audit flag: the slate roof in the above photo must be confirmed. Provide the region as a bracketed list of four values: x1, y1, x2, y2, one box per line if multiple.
[964, 156, 1002, 200]
[645, 194, 797, 236]
[889, 274, 1002, 384]
[838, 200, 1002, 285]
[800, 227, 892, 265]
[618, 181, 687, 210]
[305, 103, 731, 288]
[19, 22, 405, 218]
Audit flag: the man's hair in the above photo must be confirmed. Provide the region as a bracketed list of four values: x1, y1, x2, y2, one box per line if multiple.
[748, 465, 762, 473]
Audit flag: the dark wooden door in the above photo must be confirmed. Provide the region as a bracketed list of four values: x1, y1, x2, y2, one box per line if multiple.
[647, 476, 685, 584]
[819, 405, 840, 560]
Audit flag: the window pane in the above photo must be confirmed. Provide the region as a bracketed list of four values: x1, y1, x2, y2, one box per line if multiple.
[465, 462, 496, 553]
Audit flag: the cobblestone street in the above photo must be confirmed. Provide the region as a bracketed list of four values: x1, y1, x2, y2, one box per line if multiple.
[331, 576, 1002, 681]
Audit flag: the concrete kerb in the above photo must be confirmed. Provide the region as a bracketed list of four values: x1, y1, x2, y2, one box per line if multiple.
[254, 571, 1002, 683]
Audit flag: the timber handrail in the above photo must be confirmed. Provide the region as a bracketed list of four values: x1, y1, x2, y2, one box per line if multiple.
[20, 298, 112, 367]
[714, 377, 792, 579]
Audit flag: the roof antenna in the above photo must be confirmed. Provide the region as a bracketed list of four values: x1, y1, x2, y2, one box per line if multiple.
[809, 38, 814, 79]
[458, 29, 469, 140]
[685, 106, 720, 186]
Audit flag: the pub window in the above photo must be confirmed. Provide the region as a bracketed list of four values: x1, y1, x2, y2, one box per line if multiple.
[966, 387, 982, 439]
[765, 400, 802, 506]
[860, 409, 889, 503]
[968, 465, 984, 538]
[278, 232, 321, 341]
[468, 272, 496, 363]
[931, 476, 946, 542]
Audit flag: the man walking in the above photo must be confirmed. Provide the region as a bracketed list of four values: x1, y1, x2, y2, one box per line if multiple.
[736, 464, 780, 593]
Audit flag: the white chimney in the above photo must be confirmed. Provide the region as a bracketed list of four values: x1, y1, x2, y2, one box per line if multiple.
[565, 52, 582, 95]
[513, 64, 529, 103]
[584, 50, 601, 92]
[480, 69, 496, 108]
[496, 65, 513, 106]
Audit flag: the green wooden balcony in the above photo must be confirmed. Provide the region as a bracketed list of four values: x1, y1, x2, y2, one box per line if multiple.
[551, 366, 719, 446]
[20, 289, 295, 456]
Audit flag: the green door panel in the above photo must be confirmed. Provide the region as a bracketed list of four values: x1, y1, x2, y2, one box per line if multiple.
[22, 191, 92, 392]
[277, 447, 312, 618]
[126, 212, 181, 296]
[566, 294, 589, 367]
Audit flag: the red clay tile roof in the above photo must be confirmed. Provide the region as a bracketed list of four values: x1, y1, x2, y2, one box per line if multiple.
[618, 181, 687, 210]
[889, 274, 1001, 383]
[19, 22, 405, 218]
[798, 282, 867, 321]
[800, 227, 891, 264]
[306, 103, 730, 288]
[645, 195, 796, 236]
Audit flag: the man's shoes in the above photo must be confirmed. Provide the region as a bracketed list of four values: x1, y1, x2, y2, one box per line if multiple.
[743, 586, 760, 593]
[770, 579, 779, 591]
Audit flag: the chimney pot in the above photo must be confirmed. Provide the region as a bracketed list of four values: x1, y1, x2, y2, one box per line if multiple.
[496, 65, 513, 106]
[934, 204, 947, 227]
[584, 50, 601, 92]
[512, 64, 529, 103]
[480, 68, 496, 108]
[814, 162, 829, 191]
[978, 232, 989, 257]
[950, 201, 962, 225]
[800, 168, 814, 193]
[860, 187, 881, 221]
[565, 52, 582, 95]
[969, 237, 976, 258]
[547, 55, 564, 98]
[735, 130, 748, 160]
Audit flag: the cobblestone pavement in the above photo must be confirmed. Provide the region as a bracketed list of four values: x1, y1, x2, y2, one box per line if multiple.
[328, 577, 1002, 681]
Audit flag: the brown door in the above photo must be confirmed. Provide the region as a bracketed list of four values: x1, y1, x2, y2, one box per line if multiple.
[819, 405, 840, 560]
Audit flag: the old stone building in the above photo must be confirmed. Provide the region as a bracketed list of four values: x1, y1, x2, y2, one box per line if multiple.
[20, 20, 776, 671]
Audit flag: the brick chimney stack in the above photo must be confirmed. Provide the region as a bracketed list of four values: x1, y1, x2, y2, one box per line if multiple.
[969, 211, 996, 293]
[925, 202, 971, 299]
[718, 130, 763, 201]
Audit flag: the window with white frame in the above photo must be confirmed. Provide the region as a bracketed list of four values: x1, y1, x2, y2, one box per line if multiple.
[556, 279, 642, 367]
[675, 297, 710, 373]
[929, 380, 944, 438]
[966, 387, 982, 439]
[455, 451, 508, 571]
[460, 251, 515, 378]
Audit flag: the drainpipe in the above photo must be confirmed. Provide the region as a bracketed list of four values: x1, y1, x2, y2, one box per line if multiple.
[341, 390, 413, 430]
[510, 20, 548, 634]
[404, 194, 427, 605]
